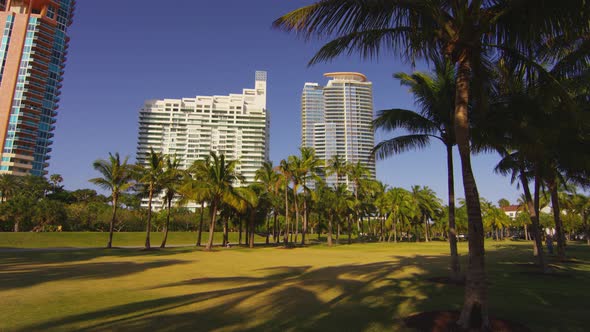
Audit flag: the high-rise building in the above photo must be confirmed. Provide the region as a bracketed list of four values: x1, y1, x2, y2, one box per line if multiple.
[0, 0, 76, 176]
[137, 71, 269, 189]
[301, 72, 375, 186]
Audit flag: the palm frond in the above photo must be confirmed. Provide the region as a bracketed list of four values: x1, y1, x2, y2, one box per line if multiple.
[373, 134, 432, 160]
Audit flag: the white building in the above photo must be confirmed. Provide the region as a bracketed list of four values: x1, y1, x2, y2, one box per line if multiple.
[301, 72, 376, 187]
[136, 71, 270, 207]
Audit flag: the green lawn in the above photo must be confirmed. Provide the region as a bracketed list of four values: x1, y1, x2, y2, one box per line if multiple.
[0, 232, 267, 248]
[0, 240, 589, 331]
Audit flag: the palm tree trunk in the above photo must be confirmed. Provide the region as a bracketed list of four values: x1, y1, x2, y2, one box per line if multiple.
[584, 213, 589, 245]
[294, 188, 299, 243]
[196, 201, 204, 246]
[264, 213, 269, 244]
[249, 212, 255, 248]
[239, 217, 243, 245]
[274, 211, 279, 244]
[348, 217, 352, 244]
[424, 216, 430, 242]
[222, 216, 228, 247]
[548, 177, 566, 260]
[337, 223, 341, 243]
[327, 214, 333, 246]
[454, 56, 489, 330]
[301, 198, 307, 245]
[145, 188, 153, 249]
[205, 202, 218, 250]
[394, 219, 397, 243]
[284, 187, 289, 245]
[107, 195, 118, 249]
[446, 144, 461, 280]
[160, 199, 172, 248]
[519, 172, 547, 272]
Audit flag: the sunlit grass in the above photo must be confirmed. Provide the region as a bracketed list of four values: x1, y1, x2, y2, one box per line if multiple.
[0, 241, 588, 331]
[0, 232, 266, 248]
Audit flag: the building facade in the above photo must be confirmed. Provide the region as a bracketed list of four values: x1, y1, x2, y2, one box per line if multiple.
[137, 71, 269, 192]
[0, 0, 76, 176]
[301, 72, 375, 187]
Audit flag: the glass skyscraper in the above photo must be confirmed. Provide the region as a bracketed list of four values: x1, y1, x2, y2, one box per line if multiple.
[301, 72, 376, 187]
[0, 0, 76, 176]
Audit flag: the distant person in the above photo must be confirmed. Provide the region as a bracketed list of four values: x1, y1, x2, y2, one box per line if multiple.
[546, 235, 554, 254]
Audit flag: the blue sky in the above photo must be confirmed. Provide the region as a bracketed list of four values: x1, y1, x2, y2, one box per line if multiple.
[48, 0, 521, 204]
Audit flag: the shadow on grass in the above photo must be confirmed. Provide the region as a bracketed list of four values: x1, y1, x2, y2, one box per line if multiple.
[4, 244, 590, 331]
[0, 259, 191, 291]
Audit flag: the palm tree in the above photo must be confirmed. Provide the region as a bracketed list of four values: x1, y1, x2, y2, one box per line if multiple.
[374, 59, 460, 279]
[255, 161, 280, 244]
[49, 174, 64, 193]
[569, 192, 590, 245]
[299, 147, 323, 244]
[192, 152, 242, 250]
[410, 186, 443, 242]
[160, 156, 183, 248]
[346, 161, 371, 242]
[277, 159, 292, 245]
[326, 154, 347, 188]
[134, 148, 167, 249]
[275, 2, 589, 327]
[89, 153, 133, 249]
[287, 155, 305, 243]
[178, 160, 211, 247]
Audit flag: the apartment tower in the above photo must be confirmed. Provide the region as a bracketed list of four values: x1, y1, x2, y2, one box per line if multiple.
[137, 71, 269, 203]
[301, 72, 375, 186]
[0, 0, 76, 176]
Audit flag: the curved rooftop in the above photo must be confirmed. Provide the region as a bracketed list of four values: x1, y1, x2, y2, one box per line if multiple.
[323, 72, 368, 82]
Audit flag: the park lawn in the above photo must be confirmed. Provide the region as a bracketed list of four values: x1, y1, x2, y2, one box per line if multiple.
[0, 232, 267, 248]
[0, 241, 589, 331]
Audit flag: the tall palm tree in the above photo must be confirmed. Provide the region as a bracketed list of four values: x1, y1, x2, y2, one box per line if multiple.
[299, 147, 323, 244]
[255, 161, 280, 244]
[326, 154, 347, 188]
[277, 159, 292, 245]
[275, 2, 589, 327]
[410, 186, 443, 243]
[192, 152, 242, 250]
[89, 153, 133, 249]
[49, 174, 64, 193]
[160, 156, 183, 248]
[287, 155, 305, 243]
[134, 148, 167, 249]
[374, 58, 461, 279]
[346, 161, 371, 242]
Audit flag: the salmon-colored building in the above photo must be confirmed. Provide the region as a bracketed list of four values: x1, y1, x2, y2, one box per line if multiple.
[0, 0, 75, 176]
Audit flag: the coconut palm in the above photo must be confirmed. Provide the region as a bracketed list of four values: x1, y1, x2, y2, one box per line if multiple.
[277, 159, 293, 244]
[134, 148, 167, 249]
[374, 58, 461, 279]
[326, 154, 347, 188]
[89, 153, 133, 248]
[274, 2, 589, 326]
[346, 161, 370, 241]
[410, 186, 443, 242]
[255, 161, 280, 244]
[192, 152, 243, 250]
[299, 147, 323, 244]
[49, 174, 64, 193]
[160, 156, 183, 248]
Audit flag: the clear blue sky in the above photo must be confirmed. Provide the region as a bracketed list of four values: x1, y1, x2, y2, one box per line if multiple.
[48, 0, 521, 204]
